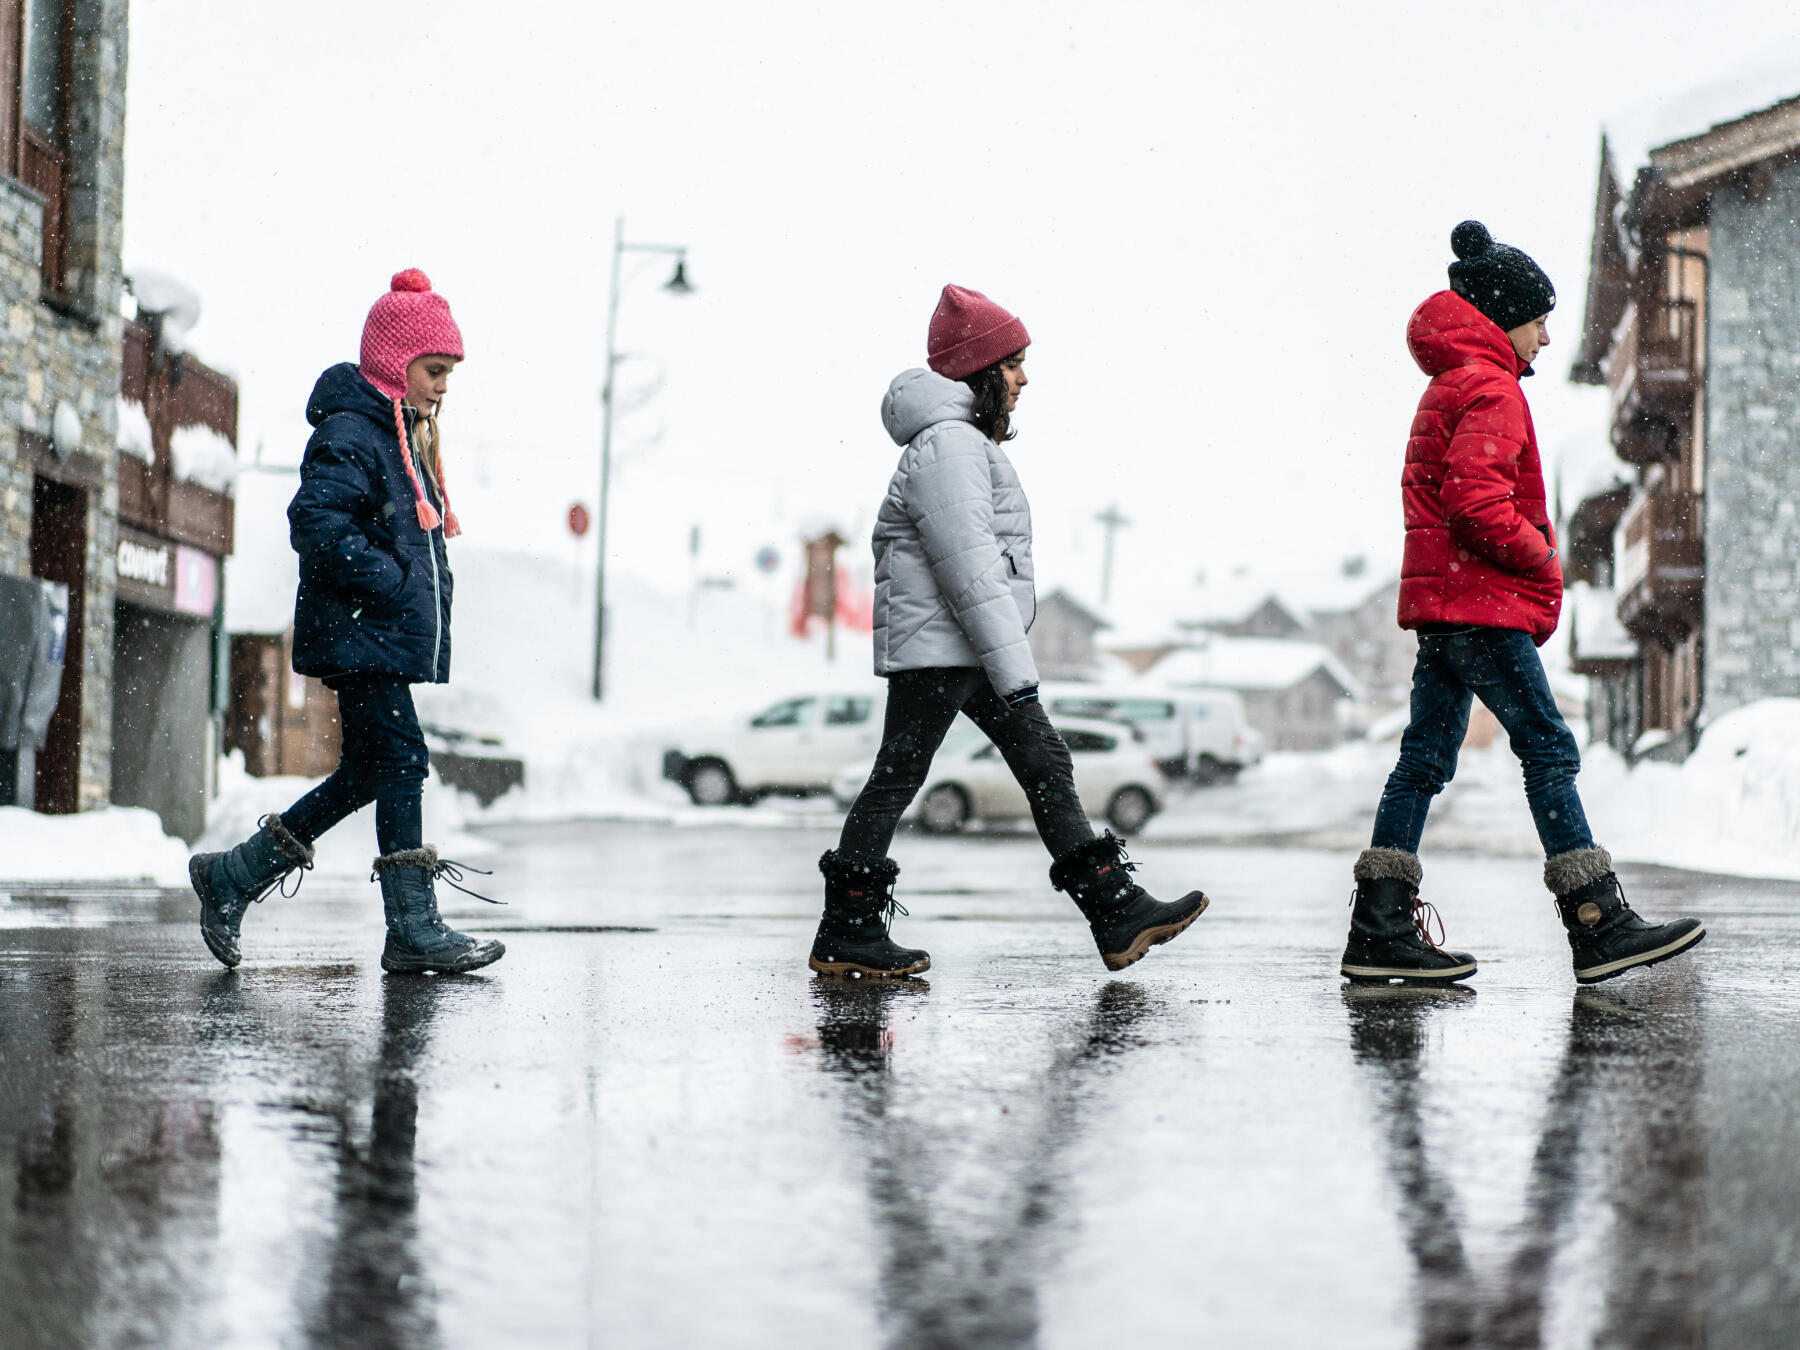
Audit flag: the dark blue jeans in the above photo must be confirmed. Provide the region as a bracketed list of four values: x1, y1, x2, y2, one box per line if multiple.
[281, 674, 428, 855]
[1371, 626, 1593, 860]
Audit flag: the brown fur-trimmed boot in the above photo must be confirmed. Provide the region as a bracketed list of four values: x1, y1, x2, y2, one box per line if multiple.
[1547, 846, 1703, 985]
[1340, 848, 1477, 985]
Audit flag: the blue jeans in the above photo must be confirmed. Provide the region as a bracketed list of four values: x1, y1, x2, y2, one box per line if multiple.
[1371, 626, 1593, 859]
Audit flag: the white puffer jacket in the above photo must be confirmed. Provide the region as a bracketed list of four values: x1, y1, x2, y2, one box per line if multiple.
[870, 368, 1038, 697]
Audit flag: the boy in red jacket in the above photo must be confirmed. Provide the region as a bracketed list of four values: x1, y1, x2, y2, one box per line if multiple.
[1342, 222, 1704, 987]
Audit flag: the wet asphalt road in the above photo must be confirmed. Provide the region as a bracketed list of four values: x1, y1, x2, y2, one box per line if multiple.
[3, 821, 1800, 1348]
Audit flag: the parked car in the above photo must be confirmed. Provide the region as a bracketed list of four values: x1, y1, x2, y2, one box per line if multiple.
[830, 714, 1166, 835]
[1039, 682, 1262, 782]
[662, 688, 887, 805]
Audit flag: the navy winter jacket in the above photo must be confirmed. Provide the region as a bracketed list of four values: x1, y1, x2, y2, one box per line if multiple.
[289, 363, 454, 684]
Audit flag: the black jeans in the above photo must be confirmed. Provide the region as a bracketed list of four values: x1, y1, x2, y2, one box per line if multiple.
[1372, 626, 1594, 859]
[838, 667, 1094, 863]
[282, 674, 429, 856]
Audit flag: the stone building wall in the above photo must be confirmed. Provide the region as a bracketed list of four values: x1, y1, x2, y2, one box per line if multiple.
[1704, 158, 1800, 717]
[0, 0, 131, 810]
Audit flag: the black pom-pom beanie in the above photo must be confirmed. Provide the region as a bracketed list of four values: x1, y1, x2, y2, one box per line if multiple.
[1447, 220, 1555, 334]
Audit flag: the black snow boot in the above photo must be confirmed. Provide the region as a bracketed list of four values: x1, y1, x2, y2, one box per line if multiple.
[374, 846, 506, 975]
[1340, 848, 1478, 985]
[810, 850, 931, 978]
[189, 813, 315, 968]
[1049, 831, 1208, 972]
[1547, 846, 1704, 985]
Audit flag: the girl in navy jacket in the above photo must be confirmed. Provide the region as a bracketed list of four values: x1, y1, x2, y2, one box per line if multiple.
[189, 270, 503, 975]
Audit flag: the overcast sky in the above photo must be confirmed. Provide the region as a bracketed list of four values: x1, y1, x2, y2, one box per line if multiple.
[122, 1, 1799, 618]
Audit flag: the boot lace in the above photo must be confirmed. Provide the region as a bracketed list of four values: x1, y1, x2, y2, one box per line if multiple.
[1411, 895, 1450, 952]
[253, 815, 314, 905]
[431, 858, 506, 906]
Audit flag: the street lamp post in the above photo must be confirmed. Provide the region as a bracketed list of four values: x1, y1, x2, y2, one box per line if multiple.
[593, 215, 693, 701]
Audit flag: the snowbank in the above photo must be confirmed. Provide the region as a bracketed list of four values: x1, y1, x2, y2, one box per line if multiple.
[1583, 700, 1800, 881]
[0, 806, 190, 886]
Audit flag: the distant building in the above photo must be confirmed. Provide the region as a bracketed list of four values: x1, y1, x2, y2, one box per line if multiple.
[1145, 636, 1360, 751]
[111, 311, 239, 841]
[1027, 588, 1112, 681]
[1567, 71, 1800, 759]
[223, 468, 341, 781]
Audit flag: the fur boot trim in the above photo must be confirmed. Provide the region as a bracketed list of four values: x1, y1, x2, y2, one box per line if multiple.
[1353, 848, 1422, 886]
[1544, 845, 1613, 896]
[372, 845, 440, 874]
[819, 849, 899, 882]
[260, 813, 315, 868]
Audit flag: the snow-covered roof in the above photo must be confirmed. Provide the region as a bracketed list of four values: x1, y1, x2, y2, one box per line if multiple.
[224, 468, 298, 635]
[127, 268, 203, 355]
[1138, 635, 1362, 699]
[1604, 36, 1800, 182]
[1568, 582, 1637, 662]
[1178, 565, 1396, 630]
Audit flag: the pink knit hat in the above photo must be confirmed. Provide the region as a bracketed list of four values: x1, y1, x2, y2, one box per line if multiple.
[359, 268, 464, 400]
[927, 284, 1030, 380]
[359, 269, 466, 537]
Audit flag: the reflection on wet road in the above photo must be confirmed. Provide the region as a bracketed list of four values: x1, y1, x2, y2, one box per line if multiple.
[1, 823, 1798, 1347]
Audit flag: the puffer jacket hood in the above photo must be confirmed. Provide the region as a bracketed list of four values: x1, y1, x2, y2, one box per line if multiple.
[306, 361, 395, 429]
[869, 369, 1038, 696]
[1408, 290, 1531, 380]
[882, 367, 976, 445]
[1396, 292, 1560, 643]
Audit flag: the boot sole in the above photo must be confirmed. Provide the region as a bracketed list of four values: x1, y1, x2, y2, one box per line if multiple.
[1575, 923, 1705, 985]
[381, 940, 508, 975]
[1342, 960, 1477, 985]
[1101, 892, 1208, 972]
[808, 954, 931, 979]
[189, 854, 241, 970]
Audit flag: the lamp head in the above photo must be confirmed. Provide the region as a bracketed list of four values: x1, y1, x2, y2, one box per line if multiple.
[664, 258, 694, 295]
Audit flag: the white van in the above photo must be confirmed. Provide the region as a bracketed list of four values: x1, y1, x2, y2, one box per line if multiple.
[1040, 682, 1261, 782]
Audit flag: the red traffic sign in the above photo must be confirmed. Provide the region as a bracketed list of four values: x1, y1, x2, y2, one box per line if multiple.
[568, 504, 591, 538]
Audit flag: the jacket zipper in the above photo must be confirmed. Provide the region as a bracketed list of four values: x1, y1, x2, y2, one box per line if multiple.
[1003, 548, 1018, 576]
[408, 410, 444, 674]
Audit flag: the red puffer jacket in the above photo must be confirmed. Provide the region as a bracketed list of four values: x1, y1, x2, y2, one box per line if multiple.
[1396, 291, 1562, 644]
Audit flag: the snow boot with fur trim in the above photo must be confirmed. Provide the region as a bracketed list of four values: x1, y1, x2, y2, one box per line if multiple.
[1547, 846, 1704, 985]
[1340, 848, 1478, 985]
[810, 850, 930, 978]
[1050, 831, 1208, 972]
[375, 846, 506, 975]
[190, 813, 315, 968]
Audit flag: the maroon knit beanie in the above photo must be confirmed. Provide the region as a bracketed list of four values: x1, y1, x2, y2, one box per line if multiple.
[927, 284, 1030, 380]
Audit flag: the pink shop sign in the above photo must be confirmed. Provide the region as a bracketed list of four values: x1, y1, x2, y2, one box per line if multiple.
[174, 546, 218, 618]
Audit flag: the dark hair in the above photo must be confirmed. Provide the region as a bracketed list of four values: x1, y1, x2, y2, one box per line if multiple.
[961, 349, 1024, 442]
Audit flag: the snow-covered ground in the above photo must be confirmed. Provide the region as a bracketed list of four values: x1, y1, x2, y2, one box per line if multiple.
[10, 544, 1800, 886]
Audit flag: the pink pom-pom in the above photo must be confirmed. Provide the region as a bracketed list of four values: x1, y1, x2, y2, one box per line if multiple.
[391, 268, 432, 293]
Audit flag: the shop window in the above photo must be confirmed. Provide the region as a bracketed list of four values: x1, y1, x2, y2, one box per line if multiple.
[1, 0, 73, 294]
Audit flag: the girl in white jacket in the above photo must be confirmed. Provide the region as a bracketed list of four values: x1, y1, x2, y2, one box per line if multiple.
[811, 285, 1209, 978]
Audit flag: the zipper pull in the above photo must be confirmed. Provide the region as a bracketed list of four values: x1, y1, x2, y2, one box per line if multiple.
[1003, 549, 1018, 576]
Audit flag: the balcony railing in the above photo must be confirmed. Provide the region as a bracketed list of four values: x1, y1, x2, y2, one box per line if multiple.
[1616, 485, 1704, 647]
[1608, 298, 1701, 465]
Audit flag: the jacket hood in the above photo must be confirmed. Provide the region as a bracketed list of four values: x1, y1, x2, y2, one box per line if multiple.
[882, 367, 976, 446]
[307, 362, 397, 429]
[1407, 291, 1530, 380]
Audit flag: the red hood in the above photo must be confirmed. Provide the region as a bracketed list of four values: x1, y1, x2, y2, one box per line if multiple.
[1407, 290, 1528, 380]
